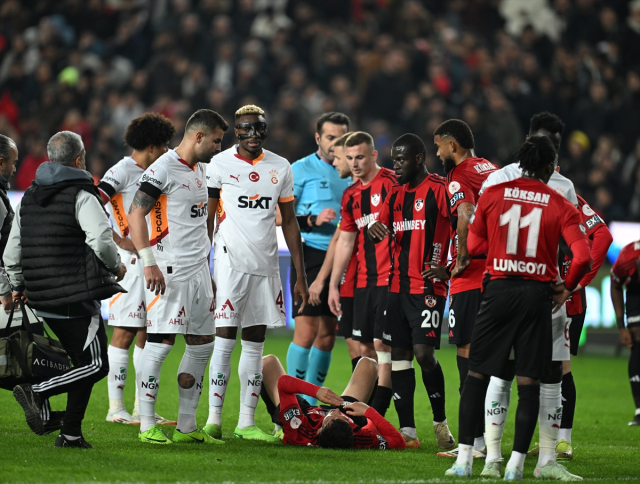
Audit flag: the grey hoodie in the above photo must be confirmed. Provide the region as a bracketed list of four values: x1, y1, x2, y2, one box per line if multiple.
[3, 162, 121, 320]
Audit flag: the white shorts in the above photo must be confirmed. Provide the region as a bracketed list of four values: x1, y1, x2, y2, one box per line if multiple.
[146, 262, 214, 336]
[108, 252, 147, 328]
[551, 304, 570, 362]
[213, 252, 286, 329]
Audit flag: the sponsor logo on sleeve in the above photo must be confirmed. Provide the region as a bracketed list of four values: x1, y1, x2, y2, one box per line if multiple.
[283, 408, 301, 422]
[582, 204, 595, 216]
[448, 181, 460, 194]
[585, 214, 603, 229]
[377, 435, 388, 450]
[142, 174, 162, 186]
[579, 224, 587, 234]
[449, 192, 465, 206]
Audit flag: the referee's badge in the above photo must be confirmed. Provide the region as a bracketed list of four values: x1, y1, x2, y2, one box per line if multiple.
[425, 295, 437, 308]
[415, 199, 424, 211]
[371, 193, 381, 206]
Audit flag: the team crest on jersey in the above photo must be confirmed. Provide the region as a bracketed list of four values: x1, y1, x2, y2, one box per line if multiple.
[425, 295, 437, 308]
[195, 178, 203, 188]
[448, 181, 460, 194]
[415, 199, 424, 211]
[249, 172, 260, 182]
[582, 204, 595, 216]
[270, 170, 279, 184]
[371, 193, 381, 206]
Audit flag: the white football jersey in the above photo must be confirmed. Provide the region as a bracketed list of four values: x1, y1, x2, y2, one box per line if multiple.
[139, 149, 210, 279]
[207, 145, 294, 277]
[99, 156, 144, 239]
[480, 162, 578, 206]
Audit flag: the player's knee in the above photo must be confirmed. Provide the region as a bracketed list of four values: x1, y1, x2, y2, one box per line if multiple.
[177, 372, 196, 389]
[356, 356, 378, 374]
[317, 419, 354, 449]
[262, 354, 279, 371]
[391, 347, 412, 361]
[373, 339, 390, 352]
[415, 349, 437, 373]
[241, 325, 266, 343]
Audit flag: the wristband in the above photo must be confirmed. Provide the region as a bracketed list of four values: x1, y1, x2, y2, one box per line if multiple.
[616, 316, 626, 330]
[138, 246, 157, 267]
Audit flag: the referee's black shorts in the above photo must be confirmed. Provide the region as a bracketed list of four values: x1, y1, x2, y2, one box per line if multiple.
[290, 244, 334, 319]
[469, 279, 553, 380]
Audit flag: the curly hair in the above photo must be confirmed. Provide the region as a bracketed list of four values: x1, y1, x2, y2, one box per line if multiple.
[235, 104, 265, 119]
[124, 113, 177, 151]
[529, 111, 565, 136]
[433, 119, 475, 150]
[516, 134, 556, 175]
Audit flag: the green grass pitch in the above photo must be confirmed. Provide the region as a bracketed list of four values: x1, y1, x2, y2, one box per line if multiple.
[1, 330, 639, 483]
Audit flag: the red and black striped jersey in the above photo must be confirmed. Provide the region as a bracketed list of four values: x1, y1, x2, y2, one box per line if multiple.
[277, 375, 406, 450]
[562, 195, 611, 316]
[340, 168, 397, 288]
[340, 247, 358, 298]
[378, 174, 450, 296]
[446, 157, 497, 294]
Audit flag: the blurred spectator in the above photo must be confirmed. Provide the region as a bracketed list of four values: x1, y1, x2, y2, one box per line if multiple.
[0, 0, 637, 219]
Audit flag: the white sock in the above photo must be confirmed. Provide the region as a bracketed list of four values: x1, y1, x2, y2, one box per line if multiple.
[138, 342, 172, 432]
[400, 427, 417, 439]
[455, 443, 474, 467]
[538, 382, 562, 467]
[133, 344, 143, 413]
[176, 341, 214, 434]
[207, 337, 236, 426]
[506, 450, 526, 472]
[433, 419, 447, 425]
[485, 376, 512, 461]
[238, 339, 264, 429]
[558, 428, 572, 443]
[636, 408, 640, 416]
[107, 346, 129, 411]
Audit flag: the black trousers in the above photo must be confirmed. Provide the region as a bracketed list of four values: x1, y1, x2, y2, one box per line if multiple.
[32, 316, 109, 436]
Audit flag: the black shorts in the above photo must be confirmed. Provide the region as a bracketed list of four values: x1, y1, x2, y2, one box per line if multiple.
[336, 296, 354, 338]
[448, 288, 482, 345]
[469, 279, 552, 380]
[383, 292, 445, 350]
[567, 311, 586, 356]
[353, 286, 388, 343]
[290, 244, 334, 318]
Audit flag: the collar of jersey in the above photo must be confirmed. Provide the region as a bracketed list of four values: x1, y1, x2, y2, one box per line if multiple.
[234, 150, 265, 166]
[176, 156, 196, 171]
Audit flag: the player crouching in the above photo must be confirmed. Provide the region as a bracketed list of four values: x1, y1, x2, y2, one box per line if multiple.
[259, 355, 406, 449]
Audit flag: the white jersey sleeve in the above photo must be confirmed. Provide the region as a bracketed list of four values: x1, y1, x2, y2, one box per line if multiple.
[479, 163, 522, 195]
[140, 162, 172, 195]
[278, 163, 294, 202]
[206, 161, 222, 191]
[548, 171, 578, 207]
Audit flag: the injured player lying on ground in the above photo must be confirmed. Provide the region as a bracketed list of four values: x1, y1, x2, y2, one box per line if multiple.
[259, 355, 406, 449]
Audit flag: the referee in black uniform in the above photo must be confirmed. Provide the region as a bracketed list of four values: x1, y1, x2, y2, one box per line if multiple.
[6, 131, 126, 448]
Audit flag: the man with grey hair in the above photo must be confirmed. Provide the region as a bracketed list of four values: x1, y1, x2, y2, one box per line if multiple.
[5, 130, 127, 448]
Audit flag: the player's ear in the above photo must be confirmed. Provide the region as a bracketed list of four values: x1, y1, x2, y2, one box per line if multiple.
[315, 132, 321, 146]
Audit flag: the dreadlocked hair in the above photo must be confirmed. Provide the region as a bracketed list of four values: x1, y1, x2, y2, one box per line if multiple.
[516, 135, 556, 175]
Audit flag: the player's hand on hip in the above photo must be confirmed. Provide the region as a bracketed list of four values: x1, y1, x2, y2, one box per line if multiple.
[328, 286, 342, 317]
[316, 387, 343, 406]
[293, 278, 309, 313]
[619, 328, 633, 348]
[550, 282, 571, 313]
[343, 401, 369, 417]
[0, 294, 14, 311]
[145, 265, 166, 295]
[115, 263, 127, 282]
[308, 277, 325, 306]
[117, 237, 139, 257]
[422, 262, 449, 281]
[315, 208, 337, 226]
[367, 221, 389, 242]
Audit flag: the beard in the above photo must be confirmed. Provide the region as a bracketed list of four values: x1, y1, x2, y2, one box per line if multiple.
[443, 156, 456, 174]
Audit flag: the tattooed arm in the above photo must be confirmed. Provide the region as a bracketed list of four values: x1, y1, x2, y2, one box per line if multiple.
[128, 188, 166, 294]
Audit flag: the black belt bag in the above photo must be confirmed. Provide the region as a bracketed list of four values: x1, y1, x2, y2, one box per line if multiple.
[0, 301, 71, 390]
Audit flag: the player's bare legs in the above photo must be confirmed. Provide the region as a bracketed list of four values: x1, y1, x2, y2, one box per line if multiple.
[361, 339, 392, 417]
[342, 357, 378, 402]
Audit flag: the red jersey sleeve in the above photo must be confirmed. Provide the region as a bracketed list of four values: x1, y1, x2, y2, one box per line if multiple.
[579, 223, 612, 288]
[559, 200, 587, 248]
[467, 191, 489, 256]
[362, 407, 406, 450]
[611, 243, 640, 285]
[339, 189, 357, 232]
[277, 375, 320, 437]
[448, 170, 475, 215]
[378, 186, 393, 228]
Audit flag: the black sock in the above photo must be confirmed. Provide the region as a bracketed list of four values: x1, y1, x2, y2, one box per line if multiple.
[422, 362, 446, 422]
[560, 372, 576, 429]
[458, 375, 488, 446]
[391, 368, 416, 428]
[457, 355, 469, 395]
[351, 356, 361, 373]
[630, 343, 640, 410]
[371, 385, 393, 417]
[513, 384, 540, 454]
[260, 384, 280, 426]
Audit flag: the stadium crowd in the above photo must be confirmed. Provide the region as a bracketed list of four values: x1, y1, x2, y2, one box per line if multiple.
[1, 0, 640, 222]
